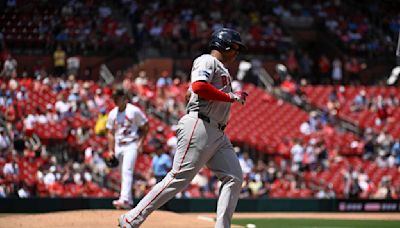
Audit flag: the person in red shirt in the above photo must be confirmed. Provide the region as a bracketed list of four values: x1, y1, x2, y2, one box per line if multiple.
[318, 55, 331, 84]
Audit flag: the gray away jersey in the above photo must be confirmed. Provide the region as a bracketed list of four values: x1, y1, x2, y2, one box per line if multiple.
[186, 54, 233, 125]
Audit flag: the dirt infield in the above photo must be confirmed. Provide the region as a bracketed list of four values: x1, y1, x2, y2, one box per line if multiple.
[0, 210, 223, 228]
[1, 210, 399, 228]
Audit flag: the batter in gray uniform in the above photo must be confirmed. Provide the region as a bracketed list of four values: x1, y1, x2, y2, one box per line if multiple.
[118, 28, 248, 228]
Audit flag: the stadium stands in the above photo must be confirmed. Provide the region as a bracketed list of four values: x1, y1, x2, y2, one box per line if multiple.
[1, 0, 400, 200]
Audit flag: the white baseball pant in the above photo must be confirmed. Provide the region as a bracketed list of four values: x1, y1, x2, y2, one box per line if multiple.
[123, 113, 243, 228]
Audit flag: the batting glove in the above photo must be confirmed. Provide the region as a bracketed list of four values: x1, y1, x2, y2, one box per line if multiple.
[229, 91, 248, 105]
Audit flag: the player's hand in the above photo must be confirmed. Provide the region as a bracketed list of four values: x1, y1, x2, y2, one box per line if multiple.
[229, 91, 248, 105]
[104, 151, 119, 168]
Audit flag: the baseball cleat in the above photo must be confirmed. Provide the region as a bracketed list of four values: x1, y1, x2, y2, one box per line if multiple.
[113, 199, 133, 210]
[118, 214, 133, 228]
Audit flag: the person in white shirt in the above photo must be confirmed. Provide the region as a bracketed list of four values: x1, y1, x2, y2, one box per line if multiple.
[1, 55, 17, 78]
[55, 93, 71, 118]
[106, 89, 149, 209]
[290, 139, 304, 172]
[238, 151, 254, 175]
[299, 120, 312, 135]
[0, 127, 11, 154]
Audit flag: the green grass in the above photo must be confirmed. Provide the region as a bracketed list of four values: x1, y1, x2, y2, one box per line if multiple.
[232, 218, 400, 228]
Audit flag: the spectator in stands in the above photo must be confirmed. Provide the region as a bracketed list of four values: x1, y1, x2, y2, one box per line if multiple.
[316, 183, 336, 199]
[303, 139, 317, 171]
[290, 138, 304, 172]
[238, 150, 254, 176]
[248, 174, 263, 198]
[264, 161, 278, 184]
[16, 86, 28, 101]
[0, 89, 12, 108]
[318, 55, 330, 84]
[122, 71, 134, 92]
[78, 96, 92, 119]
[53, 45, 66, 77]
[4, 104, 16, 131]
[280, 74, 304, 105]
[375, 97, 390, 126]
[350, 90, 367, 112]
[0, 185, 6, 198]
[286, 50, 299, 79]
[66, 56, 80, 77]
[1, 54, 17, 79]
[308, 111, 320, 132]
[191, 168, 210, 198]
[315, 185, 328, 199]
[326, 184, 336, 199]
[94, 88, 106, 109]
[94, 107, 108, 136]
[280, 75, 297, 94]
[17, 183, 30, 198]
[134, 71, 148, 87]
[44, 104, 59, 123]
[391, 139, 400, 167]
[326, 88, 341, 116]
[23, 109, 42, 134]
[3, 158, 18, 181]
[376, 129, 393, 156]
[156, 70, 173, 89]
[151, 141, 172, 183]
[24, 132, 43, 158]
[342, 167, 361, 199]
[386, 92, 399, 107]
[299, 120, 312, 135]
[0, 127, 11, 156]
[362, 129, 375, 160]
[331, 57, 343, 84]
[43, 165, 57, 187]
[299, 52, 313, 81]
[55, 93, 72, 119]
[345, 57, 364, 84]
[373, 176, 397, 199]
[357, 170, 371, 197]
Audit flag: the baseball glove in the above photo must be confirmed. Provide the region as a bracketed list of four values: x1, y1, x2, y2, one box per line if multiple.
[104, 152, 119, 168]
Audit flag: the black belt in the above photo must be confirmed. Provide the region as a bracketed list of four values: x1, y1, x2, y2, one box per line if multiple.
[198, 113, 226, 131]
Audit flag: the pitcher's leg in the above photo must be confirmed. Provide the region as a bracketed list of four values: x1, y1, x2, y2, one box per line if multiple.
[207, 138, 243, 228]
[120, 144, 138, 204]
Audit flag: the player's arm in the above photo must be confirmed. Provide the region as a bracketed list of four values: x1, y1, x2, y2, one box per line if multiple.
[105, 112, 115, 154]
[191, 80, 232, 102]
[135, 109, 149, 153]
[107, 128, 115, 154]
[137, 121, 149, 153]
[192, 81, 248, 104]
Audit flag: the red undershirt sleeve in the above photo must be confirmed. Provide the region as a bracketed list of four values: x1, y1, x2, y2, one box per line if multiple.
[191, 81, 233, 102]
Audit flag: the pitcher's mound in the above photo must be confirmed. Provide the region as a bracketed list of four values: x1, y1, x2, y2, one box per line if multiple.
[0, 210, 223, 228]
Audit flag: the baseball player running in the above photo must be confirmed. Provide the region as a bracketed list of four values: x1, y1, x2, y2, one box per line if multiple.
[118, 28, 248, 228]
[107, 89, 149, 209]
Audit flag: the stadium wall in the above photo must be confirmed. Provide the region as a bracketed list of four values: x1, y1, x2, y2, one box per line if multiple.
[1, 198, 399, 213]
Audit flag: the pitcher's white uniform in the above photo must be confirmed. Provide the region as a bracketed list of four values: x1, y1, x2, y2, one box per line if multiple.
[106, 103, 148, 205]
